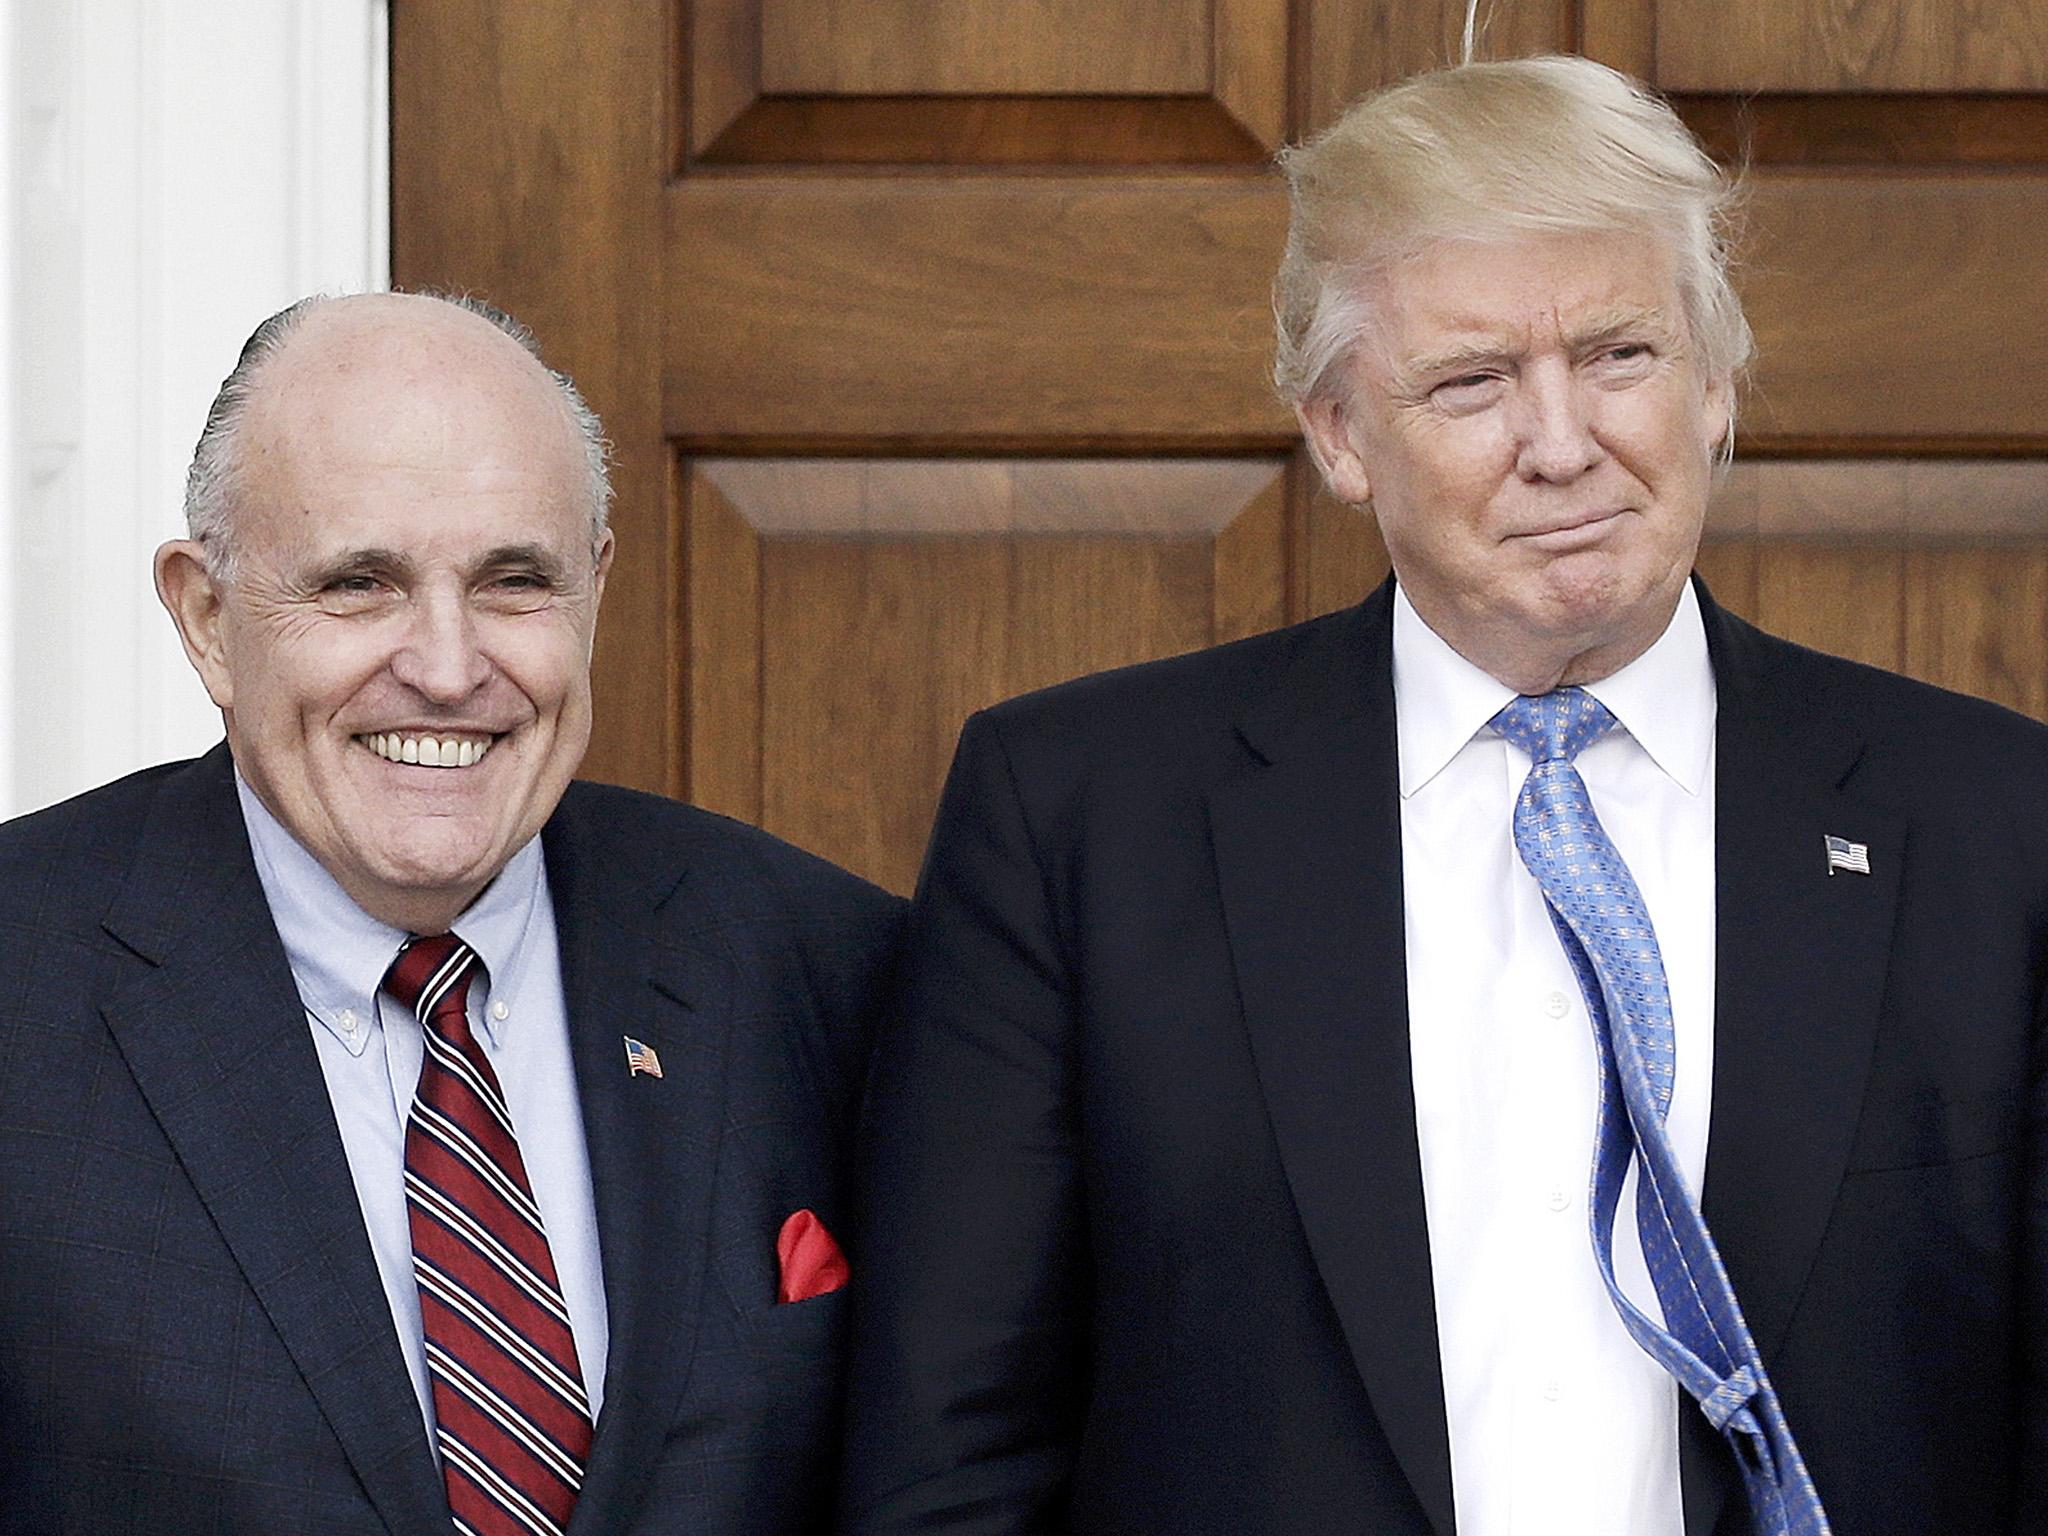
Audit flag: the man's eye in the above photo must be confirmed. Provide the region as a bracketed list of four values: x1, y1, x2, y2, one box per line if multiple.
[319, 574, 389, 601]
[1431, 373, 1504, 408]
[482, 571, 557, 606]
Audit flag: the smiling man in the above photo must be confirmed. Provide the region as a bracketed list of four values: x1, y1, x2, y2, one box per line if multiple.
[843, 58, 2048, 1536]
[0, 292, 900, 1535]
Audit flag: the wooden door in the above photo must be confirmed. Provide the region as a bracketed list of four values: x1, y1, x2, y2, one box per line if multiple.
[393, 1, 2048, 893]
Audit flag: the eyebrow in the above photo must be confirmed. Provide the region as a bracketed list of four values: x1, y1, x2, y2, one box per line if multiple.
[1395, 305, 1679, 385]
[474, 543, 572, 584]
[301, 542, 575, 587]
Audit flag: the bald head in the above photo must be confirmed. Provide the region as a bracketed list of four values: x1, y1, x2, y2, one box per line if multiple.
[184, 292, 611, 582]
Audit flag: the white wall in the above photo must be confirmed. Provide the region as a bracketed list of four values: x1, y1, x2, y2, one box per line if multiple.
[2, 0, 389, 819]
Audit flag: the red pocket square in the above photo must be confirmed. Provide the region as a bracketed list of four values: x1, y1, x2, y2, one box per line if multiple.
[776, 1209, 850, 1304]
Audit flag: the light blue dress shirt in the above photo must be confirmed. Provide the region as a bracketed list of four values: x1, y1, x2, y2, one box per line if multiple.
[236, 773, 610, 1436]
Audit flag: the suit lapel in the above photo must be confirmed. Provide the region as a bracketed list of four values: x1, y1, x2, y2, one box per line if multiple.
[1681, 591, 1903, 1535]
[1208, 586, 1456, 1536]
[545, 793, 733, 1536]
[98, 748, 446, 1536]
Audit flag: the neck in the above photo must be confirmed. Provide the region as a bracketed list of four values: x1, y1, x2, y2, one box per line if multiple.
[1402, 585, 1684, 696]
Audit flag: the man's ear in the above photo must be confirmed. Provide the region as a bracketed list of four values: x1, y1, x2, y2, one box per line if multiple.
[591, 527, 616, 607]
[1297, 396, 1373, 505]
[1701, 370, 1735, 458]
[154, 540, 235, 710]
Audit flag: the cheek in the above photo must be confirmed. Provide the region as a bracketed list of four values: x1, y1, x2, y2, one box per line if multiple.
[491, 627, 595, 718]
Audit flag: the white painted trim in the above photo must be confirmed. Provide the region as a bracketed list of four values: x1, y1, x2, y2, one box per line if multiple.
[0, 7, 17, 817]
[3, 0, 389, 820]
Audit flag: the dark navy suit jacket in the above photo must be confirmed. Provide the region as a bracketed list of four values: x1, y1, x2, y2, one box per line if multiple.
[0, 746, 901, 1534]
[843, 577, 2048, 1535]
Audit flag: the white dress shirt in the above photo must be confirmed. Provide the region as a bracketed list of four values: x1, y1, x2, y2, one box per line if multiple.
[237, 774, 610, 1436]
[1394, 582, 1716, 1536]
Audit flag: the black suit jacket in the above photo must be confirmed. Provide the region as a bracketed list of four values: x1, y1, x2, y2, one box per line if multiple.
[842, 578, 2048, 1534]
[0, 746, 901, 1535]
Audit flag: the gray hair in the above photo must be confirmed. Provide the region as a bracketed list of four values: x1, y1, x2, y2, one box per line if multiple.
[183, 291, 614, 580]
[1273, 56, 1751, 418]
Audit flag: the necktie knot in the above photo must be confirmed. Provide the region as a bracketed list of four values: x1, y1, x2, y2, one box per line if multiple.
[381, 932, 479, 1020]
[1490, 686, 1618, 764]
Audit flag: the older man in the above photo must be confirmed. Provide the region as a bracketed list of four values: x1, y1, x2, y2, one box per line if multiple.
[842, 57, 2048, 1535]
[0, 293, 900, 1535]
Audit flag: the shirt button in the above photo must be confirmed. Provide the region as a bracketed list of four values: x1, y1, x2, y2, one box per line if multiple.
[491, 1000, 510, 1022]
[1548, 1187, 1569, 1212]
[1543, 990, 1570, 1019]
[1543, 1380, 1562, 1402]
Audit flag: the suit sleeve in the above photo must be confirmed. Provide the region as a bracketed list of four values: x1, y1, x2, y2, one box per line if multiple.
[839, 710, 1087, 1534]
[2017, 972, 2048, 1527]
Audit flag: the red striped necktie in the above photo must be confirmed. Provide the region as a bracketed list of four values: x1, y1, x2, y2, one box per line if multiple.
[385, 933, 593, 1536]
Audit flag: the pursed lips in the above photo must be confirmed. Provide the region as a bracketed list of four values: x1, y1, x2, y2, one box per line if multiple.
[356, 730, 501, 769]
[1510, 507, 1631, 542]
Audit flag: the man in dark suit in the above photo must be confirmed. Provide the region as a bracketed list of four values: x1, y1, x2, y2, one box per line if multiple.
[841, 57, 2048, 1535]
[0, 292, 900, 1534]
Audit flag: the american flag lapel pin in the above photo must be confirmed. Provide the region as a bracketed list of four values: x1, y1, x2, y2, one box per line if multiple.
[1824, 835, 1871, 877]
[624, 1036, 665, 1078]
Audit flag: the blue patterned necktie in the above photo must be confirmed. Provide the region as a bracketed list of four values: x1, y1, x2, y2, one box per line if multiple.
[1491, 689, 1829, 1535]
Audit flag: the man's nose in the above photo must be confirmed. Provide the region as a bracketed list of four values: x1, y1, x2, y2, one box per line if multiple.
[1513, 364, 1603, 483]
[389, 593, 491, 702]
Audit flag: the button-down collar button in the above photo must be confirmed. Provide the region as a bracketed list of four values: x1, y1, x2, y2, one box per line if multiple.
[490, 1000, 510, 1022]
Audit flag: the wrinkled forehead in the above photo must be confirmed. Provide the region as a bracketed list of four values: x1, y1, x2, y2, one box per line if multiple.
[1359, 228, 1690, 363]
[235, 307, 592, 557]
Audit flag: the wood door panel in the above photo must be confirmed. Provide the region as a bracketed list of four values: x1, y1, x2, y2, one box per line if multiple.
[664, 171, 2045, 453]
[1702, 459, 2048, 718]
[1303, 0, 1573, 130]
[1741, 174, 2048, 450]
[1711, 459, 2048, 541]
[696, 0, 1286, 163]
[684, 457, 1286, 891]
[1656, 0, 2048, 92]
[390, 0, 671, 793]
[663, 177, 1290, 446]
[760, 0, 1212, 96]
[1752, 544, 1907, 672]
[1906, 548, 2048, 718]
[1678, 95, 2048, 166]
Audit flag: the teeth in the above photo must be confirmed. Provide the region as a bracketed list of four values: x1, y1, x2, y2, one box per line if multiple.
[362, 733, 492, 768]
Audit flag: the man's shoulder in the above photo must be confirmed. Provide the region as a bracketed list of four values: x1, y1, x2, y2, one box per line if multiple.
[1727, 609, 2048, 767]
[0, 756, 211, 901]
[976, 600, 1372, 756]
[550, 779, 903, 929]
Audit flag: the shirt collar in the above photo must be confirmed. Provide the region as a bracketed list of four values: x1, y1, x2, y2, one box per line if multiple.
[1391, 579, 1715, 798]
[234, 770, 548, 1046]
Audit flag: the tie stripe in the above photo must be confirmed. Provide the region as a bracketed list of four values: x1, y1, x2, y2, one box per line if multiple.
[389, 933, 592, 1536]
[1494, 690, 1831, 1536]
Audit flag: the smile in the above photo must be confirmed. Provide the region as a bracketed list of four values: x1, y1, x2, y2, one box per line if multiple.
[358, 732, 496, 769]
